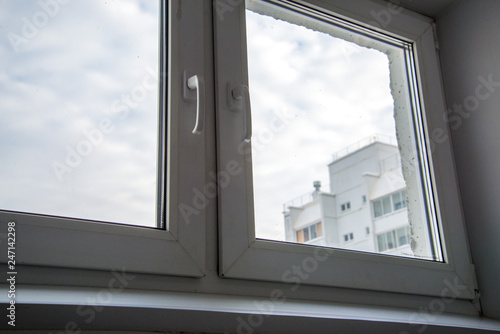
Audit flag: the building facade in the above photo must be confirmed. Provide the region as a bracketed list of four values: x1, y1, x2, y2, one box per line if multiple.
[283, 135, 413, 257]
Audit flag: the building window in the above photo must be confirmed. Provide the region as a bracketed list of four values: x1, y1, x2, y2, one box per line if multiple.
[344, 232, 354, 243]
[366, 227, 370, 235]
[362, 195, 367, 204]
[296, 222, 322, 243]
[372, 190, 407, 218]
[341, 202, 351, 212]
[377, 226, 410, 252]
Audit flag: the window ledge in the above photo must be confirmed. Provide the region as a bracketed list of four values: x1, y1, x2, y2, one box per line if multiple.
[3, 284, 500, 333]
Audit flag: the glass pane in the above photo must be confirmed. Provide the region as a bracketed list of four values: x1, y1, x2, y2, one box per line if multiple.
[377, 234, 386, 252]
[386, 232, 395, 249]
[310, 224, 317, 239]
[246, 0, 442, 261]
[303, 227, 310, 242]
[0, 1, 161, 227]
[392, 192, 403, 211]
[382, 197, 392, 215]
[397, 226, 409, 246]
[373, 201, 382, 218]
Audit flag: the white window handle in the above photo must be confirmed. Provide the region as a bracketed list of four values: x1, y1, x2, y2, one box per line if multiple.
[231, 85, 252, 142]
[187, 74, 205, 134]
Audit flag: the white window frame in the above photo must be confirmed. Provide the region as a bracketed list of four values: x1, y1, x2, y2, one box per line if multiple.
[215, 0, 476, 298]
[0, 0, 209, 278]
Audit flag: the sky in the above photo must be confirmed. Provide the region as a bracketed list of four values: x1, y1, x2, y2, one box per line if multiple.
[0, 0, 160, 226]
[0, 1, 397, 236]
[246, 10, 397, 240]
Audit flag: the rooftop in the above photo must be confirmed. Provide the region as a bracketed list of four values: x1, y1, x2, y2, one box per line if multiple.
[330, 134, 397, 162]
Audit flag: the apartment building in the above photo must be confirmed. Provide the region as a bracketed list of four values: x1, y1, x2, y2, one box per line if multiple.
[284, 135, 414, 257]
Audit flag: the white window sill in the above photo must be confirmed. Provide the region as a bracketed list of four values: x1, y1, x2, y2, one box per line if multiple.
[3, 284, 500, 333]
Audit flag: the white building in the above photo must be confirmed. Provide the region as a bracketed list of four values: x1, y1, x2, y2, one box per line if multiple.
[283, 135, 413, 257]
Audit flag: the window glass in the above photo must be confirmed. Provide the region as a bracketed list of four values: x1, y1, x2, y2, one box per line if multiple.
[303, 226, 310, 242]
[0, 0, 161, 227]
[386, 231, 395, 249]
[373, 201, 383, 218]
[310, 224, 317, 239]
[377, 234, 387, 252]
[245, 0, 441, 261]
[397, 226, 409, 246]
[392, 191, 406, 211]
[382, 196, 392, 215]
[392, 192, 402, 211]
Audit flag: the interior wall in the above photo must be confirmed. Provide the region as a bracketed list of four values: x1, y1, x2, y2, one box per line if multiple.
[436, 0, 500, 320]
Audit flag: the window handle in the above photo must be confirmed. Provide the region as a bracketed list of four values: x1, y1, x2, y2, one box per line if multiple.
[186, 74, 205, 134]
[231, 85, 252, 142]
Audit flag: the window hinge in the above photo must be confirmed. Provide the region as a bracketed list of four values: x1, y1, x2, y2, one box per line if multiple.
[432, 22, 440, 51]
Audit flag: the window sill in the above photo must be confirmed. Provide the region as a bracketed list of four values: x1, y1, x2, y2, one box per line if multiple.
[3, 284, 500, 333]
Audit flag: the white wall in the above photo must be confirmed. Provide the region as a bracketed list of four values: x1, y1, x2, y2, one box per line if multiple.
[437, 0, 500, 319]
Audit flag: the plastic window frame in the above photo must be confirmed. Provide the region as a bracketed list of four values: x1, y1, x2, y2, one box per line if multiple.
[0, 0, 208, 278]
[214, 0, 476, 298]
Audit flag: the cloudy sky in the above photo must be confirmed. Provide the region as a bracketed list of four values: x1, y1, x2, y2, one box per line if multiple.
[0, 1, 397, 238]
[0, 0, 159, 226]
[246, 10, 397, 240]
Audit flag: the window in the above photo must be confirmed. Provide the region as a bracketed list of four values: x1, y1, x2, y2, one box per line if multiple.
[377, 226, 410, 252]
[216, 0, 476, 298]
[372, 190, 407, 218]
[362, 195, 367, 204]
[1, 0, 479, 317]
[0, 0, 209, 277]
[343, 232, 354, 243]
[366, 227, 370, 235]
[296, 222, 322, 243]
[341, 202, 351, 212]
